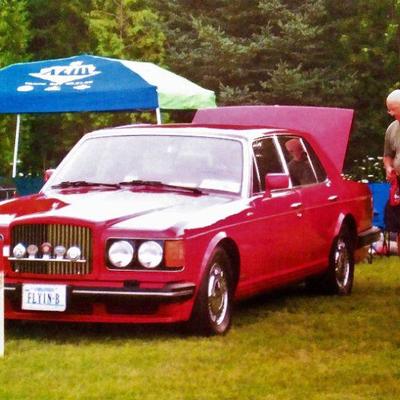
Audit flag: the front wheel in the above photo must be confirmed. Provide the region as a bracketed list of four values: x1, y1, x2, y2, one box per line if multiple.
[189, 248, 233, 335]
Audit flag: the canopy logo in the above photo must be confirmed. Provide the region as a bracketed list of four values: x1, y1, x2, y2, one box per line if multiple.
[17, 61, 102, 92]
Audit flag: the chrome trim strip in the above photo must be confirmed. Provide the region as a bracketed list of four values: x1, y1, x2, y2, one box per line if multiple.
[4, 282, 195, 299]
[72, 287, 195, 298]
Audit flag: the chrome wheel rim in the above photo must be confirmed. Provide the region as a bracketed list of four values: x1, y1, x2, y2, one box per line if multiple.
[207, 263, 228, 326]
[334, 238, 350, 289]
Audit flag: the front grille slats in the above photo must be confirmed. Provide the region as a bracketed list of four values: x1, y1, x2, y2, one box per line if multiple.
[10, 224, 92, 275]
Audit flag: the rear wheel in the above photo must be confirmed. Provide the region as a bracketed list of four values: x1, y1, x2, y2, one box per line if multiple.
[308, 227, 354, 295]
[189, 248, 233, 335]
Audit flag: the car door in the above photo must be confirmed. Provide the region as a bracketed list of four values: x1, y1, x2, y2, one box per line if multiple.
[247, 137, 306, 285]
[277, 136, 340, 270]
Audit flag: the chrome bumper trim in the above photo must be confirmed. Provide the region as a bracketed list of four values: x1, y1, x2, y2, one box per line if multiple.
[4, 282, 195, 301]
[72, 285, 195, 299]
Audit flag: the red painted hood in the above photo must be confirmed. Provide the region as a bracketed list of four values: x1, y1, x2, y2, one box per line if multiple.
[0, 189, 237, 233]
[193, 105, 354, 172]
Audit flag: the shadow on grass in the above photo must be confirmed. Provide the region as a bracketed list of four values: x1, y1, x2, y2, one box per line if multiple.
[5, 319, 188, 343]
[5, 283, 321, 342]
[233, 283, 326, 325]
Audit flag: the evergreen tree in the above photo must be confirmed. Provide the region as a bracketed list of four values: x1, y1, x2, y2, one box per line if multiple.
[89, 0, 165, 62]
[1, 0, 399, 178]
[27, 0, 91, 59]
[159, 0, 356, 108]
[0, 0, 30, 178]
[326, 0, 400, 165]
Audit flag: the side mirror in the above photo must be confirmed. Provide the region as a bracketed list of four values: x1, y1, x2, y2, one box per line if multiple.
[44, 169, 55, 182]
[264, 173, 289, 197]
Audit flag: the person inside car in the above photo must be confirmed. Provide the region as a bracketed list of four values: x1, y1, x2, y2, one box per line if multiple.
[285, 138, 315, 186]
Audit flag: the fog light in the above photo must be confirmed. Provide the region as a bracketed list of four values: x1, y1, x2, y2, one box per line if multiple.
[54, 245, 66, 260]
[41, 242, 52, 259]
[13, 243, 26, 258]
[66, 246, 81, 261]
[108, 240, 134, 268]
[138, 241, 163, 269]
[27, 244, 39, 259]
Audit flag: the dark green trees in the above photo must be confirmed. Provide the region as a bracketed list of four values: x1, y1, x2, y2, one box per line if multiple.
[0, 0, 399, 177]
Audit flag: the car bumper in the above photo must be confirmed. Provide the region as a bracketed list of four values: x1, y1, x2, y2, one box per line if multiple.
[357, 226, 381, 248]
[355, 226, 381, 263]
[4, 281, 196, 324]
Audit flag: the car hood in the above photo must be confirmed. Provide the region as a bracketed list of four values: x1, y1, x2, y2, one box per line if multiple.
[193, 105, 354, 172]
[0, 189, 237, 233]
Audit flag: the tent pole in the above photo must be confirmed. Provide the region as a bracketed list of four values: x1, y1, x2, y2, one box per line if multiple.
[156, 108, 162, 125]
[12, 114, 21, 178]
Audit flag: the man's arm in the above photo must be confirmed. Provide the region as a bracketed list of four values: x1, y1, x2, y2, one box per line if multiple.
[384, 155, 394, 180]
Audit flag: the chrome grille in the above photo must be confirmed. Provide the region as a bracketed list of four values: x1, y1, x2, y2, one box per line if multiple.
[10, 224, 92, 275]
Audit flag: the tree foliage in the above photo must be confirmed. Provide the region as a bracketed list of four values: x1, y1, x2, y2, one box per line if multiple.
[0, 0, 399, 177]
[326, 0, 400, 165]
[0, 0, 30, 178]
[90, 0, 165, 62]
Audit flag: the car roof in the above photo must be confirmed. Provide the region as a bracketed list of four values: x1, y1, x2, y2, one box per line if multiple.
[84, 124, 300, 142]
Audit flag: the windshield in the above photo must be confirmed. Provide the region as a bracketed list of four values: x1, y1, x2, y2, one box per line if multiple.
[50, 134, 244, 194]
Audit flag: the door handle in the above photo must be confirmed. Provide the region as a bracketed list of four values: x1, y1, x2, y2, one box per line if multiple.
[328, 195, 338, 202]
[290, 202, 302, 209]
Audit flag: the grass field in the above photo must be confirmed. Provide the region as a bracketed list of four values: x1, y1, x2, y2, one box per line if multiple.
[1, 257, 399, 400]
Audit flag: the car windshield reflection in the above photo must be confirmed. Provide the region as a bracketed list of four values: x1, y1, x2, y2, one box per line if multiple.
[49, 135, 244, 194]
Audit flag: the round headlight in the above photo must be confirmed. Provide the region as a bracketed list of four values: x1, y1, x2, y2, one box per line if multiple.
[108, 240, 134, 268]
[138, 241, 163, 269]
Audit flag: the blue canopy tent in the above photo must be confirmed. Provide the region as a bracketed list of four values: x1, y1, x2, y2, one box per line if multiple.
[0, 54, 216, 177]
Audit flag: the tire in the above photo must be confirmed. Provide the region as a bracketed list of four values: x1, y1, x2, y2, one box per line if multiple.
[189, 248, 233, 335]
[307, 227, 355, 295]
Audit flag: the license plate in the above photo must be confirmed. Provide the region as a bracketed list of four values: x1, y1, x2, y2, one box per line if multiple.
[22, 284, 67, 312]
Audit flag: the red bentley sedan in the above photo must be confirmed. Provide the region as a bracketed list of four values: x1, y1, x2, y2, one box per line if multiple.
[1, 106, 379, 335]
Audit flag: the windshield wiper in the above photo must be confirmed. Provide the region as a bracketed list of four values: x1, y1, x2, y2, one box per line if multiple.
[118, 180, 204, 195]
[51, 181, 120, 189]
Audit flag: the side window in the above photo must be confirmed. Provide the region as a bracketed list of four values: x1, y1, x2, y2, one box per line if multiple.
[252, 138, 284, 192]
[278, 136, 318, 187]
[303, 141, 327, 182]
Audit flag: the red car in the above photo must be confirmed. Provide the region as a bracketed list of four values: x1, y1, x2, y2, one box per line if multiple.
[1, 106, 379, 335]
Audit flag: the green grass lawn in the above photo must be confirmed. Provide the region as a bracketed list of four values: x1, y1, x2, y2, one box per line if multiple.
[1, 257, 399, 400]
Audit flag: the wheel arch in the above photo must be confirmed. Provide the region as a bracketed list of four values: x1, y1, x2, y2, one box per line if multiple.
[335, 213, 357, 250]
[217, 238, 240, 291]
[200, 232, 240, 292]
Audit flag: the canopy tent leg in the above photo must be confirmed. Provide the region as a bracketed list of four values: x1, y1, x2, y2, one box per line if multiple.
[156, 108, 162, 125]
[12, 114, 21, 178]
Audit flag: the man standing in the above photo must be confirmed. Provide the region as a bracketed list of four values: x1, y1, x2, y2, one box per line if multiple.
[384, 89, 400, 179]
[383, 89, 400, 253]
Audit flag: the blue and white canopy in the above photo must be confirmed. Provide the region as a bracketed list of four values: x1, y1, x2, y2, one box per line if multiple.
[0, 54, 216, 113]
[0, 55, 217, 177]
